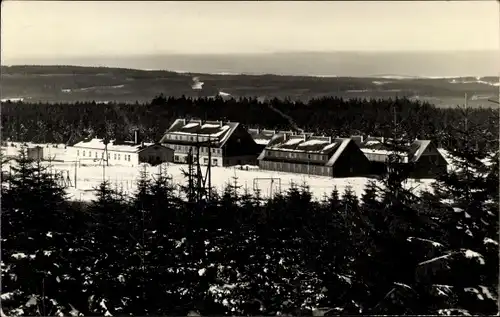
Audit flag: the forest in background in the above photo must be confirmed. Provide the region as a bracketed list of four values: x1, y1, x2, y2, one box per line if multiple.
[1, 112, 498, 315]
[1, 96, 498, 153]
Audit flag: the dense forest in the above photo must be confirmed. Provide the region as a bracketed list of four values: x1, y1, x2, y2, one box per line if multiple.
[1, 96, 498, 152]
[1, 115, 498, 315]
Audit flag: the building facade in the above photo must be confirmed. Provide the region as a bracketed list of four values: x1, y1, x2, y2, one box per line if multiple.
[71, 139, 174, 167]
[257, 133, 370, 177]
[160, 119, 260, 167]
[360, 137, 448, 178]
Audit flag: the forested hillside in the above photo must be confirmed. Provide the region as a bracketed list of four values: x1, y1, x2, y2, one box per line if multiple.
[2, 96, 498, 152]
[1, 127, 498, 315]
[1, 65, 498, 105]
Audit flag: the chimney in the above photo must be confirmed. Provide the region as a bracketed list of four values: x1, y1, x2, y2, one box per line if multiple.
[283, 133, 287, 141]
[182, 118, 186, 125]
[303, 134, 307, 141]
[134, 130, 138, 145]
[381, 136, 385, 143]
[219, 120, 223, 127]
[328, 136, 332, 143]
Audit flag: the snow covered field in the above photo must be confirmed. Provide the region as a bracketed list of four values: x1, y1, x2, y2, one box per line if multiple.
[2, 142, 436, 202]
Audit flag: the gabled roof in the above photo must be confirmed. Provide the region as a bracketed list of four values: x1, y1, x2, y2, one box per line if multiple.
[258, 134, 354, 166]
[361, 138, 438, 163]
[266, 134, 339, 154]
[160, 118, 239, 147]
[248, 129, 296, 146]
[73, 138, 154, 153]
[407, 140, 432, 162]
[361, 137, 409, 157]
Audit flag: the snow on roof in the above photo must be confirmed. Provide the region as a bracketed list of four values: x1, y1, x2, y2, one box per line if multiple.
[267, 134, 338, 154]
[298, 139, 329, 147]
[161, 118, 240, 147]
[254, 139, 271, 145]
[73, 138, 147, 153]
[283, 138, 303, 146]
[183, 122, 199, 129]
[326, 139, 351, 166]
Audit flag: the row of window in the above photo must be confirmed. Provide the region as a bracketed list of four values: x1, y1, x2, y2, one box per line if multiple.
[174, 155, 218, 166]
[169, 144, 222, 155]
[165, 134, 214, 143]
[266, 150, 327, 161]
[260, 161, 329, 175]
[76, 149, 132, 162]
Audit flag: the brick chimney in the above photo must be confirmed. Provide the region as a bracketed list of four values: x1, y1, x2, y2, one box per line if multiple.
[134, 130, 139, 145]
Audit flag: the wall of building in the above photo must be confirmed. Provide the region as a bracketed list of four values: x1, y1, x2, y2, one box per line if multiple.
[139, 145, 174, 165]
[259, 160, 331, 177]
[172, 152, 224, 167]
[411, 155, 447, 179]
[72, 146, 139, 167]
[223, 155, 258, 166]
[331, 141, 371, 177]
[27, 147, 43, 160]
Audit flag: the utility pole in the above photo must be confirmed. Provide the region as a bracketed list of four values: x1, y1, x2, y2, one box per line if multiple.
[74, 160, 78, 189]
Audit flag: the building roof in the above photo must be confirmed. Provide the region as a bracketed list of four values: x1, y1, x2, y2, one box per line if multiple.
[360, 137, 436, 163]
[266, 134, 342, 154]
[159, 118, 239, 147]
[247, 128, 295, 146]
[258, 133, 354, 166]
[73, 138, 154, 153]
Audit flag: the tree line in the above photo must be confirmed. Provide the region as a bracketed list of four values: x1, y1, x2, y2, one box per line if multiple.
[1, 114, 498, 316]
[1, 96, 498, 152]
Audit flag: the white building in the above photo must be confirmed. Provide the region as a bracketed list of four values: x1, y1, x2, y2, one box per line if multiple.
[70, 138, 174, 167]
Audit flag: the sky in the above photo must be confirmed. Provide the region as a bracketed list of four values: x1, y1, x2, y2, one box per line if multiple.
[1, 0, 499, 62]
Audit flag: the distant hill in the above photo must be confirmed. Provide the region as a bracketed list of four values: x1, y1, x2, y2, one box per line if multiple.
[0, 64, 498, 107]
[3, 50, 498, 77]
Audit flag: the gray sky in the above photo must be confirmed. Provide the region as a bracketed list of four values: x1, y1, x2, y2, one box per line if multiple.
[1, 0, 499, 62]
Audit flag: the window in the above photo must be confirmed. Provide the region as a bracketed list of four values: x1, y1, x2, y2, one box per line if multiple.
[174, 155, 179, 162]
[83, 151, 86, 157]
[204, 158, 209, 164]
[114, 154, 117, 160]
[212, 159, 218, 166]
[95, 152, 98, 158]
[89, 151, 92, 157]
[190, 136, 194, 141]
[77, 150, 79, 156]
[118, 154, 120, 160]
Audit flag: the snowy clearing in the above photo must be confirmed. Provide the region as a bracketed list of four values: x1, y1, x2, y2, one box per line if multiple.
[2, 143, 435, 202]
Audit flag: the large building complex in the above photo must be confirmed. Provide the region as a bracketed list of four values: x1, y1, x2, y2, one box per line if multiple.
[257, 132, 371, 177]
[159, 119, 260, 167]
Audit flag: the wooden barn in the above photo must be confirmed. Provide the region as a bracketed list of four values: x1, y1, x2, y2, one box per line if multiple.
[257, 133, 370, 177]
[360, 137, 447, 179]
[159, 118, 260, 167]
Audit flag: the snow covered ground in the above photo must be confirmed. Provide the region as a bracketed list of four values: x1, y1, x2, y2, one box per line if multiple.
[2, 142, 435, 202]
